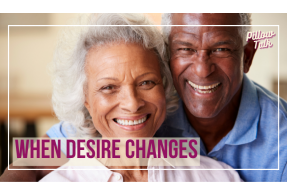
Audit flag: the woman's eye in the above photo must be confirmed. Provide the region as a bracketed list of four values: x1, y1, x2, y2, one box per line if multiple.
[139, 81, 156, 89]
[103, 86, 114, 90]
[141, 81, 152, 85]
[100, 85, 116, 93]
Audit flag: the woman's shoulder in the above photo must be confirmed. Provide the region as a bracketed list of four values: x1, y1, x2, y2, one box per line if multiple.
[151, 155, 242, 182]
[192, 155, 243, 181]
[163, 156, 243, 182]
[39, 159, 112, 182]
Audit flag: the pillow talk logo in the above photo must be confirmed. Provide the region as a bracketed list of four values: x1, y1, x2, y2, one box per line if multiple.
[246, 30, 276, 49]
[12, 138, 200, 167]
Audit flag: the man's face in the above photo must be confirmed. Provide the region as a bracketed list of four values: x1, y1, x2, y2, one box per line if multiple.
[169, 13, 246, 118]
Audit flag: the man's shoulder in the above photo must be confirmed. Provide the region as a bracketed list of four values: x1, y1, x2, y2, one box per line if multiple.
[253, 81, 287, 121]
[251, 81, 287, 154]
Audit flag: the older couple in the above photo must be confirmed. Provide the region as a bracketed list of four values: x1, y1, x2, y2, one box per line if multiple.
[1, 13, 287, 182]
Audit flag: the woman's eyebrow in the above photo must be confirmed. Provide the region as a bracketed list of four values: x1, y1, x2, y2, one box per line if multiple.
[96, 77, 118, 82]
[137, 72, 157, 79]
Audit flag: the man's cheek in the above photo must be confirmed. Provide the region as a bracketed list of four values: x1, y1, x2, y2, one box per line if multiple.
[172, 77, 182, 96]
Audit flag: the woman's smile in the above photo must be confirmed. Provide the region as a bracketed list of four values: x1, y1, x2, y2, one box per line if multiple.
[113, 114, 151, 131]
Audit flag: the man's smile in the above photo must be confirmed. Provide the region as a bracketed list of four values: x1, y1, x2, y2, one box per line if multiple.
[187, 80, 221, 94]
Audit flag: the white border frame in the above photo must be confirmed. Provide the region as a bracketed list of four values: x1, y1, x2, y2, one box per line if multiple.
[8, 24, 280, 171]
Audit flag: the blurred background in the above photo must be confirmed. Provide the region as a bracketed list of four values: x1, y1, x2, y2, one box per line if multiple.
[0, 13, 286, 174]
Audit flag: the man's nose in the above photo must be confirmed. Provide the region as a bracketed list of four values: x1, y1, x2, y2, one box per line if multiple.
[119, 87, 145, 113]
[191, 50, 215, 78]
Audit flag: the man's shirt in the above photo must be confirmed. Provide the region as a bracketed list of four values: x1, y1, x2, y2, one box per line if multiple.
[155, 74, 287, 182]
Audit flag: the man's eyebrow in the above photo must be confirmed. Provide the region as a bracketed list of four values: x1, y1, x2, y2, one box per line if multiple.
[212, 40, 236, 47]
[172, 40, 194, 47]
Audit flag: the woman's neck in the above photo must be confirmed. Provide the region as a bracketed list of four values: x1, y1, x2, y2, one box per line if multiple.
[111, 166, 148, 182]
[94, 141, 149, 182]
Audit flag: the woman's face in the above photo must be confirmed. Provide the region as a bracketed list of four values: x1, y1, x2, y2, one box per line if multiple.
[84, 43, 166, 138]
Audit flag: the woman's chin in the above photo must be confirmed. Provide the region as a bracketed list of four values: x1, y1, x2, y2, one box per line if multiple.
[110, 124, 156, 138]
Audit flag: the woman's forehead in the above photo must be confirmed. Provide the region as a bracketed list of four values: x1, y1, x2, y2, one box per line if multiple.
[85, 43, 161, 80]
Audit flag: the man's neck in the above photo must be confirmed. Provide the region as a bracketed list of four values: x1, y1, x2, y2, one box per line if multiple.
[184, 85, 243, 153]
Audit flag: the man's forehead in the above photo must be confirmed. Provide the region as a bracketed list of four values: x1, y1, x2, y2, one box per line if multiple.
[171, 13, 241, 25]
[169, 13, 242, 43]
[171, 30, 239, 44]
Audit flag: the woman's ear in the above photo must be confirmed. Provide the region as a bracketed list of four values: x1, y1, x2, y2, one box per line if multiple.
[84, 85, 91, 113]
[84, 100, 91, 113]
[243, 40, 257, 73]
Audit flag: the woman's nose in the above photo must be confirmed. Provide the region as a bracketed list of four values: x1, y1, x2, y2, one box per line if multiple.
[119, 87, 145, 113]
[191, 50, 215, 78]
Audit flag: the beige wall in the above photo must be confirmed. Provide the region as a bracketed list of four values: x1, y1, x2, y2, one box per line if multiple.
[2, 13, 286, 97]
[1, 14, 79, 98]
[249, 14, 286, 91]
[1, 14, 161, 98]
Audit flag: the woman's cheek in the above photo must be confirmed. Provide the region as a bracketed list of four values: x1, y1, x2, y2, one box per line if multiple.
[153, 86, 166, 120]
[90, 95, 116, 128]
[94, 92, 119, 107]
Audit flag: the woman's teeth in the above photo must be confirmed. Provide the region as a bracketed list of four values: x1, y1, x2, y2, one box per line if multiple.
[115, 116, 147, 126]
[188, 81, 220, 94]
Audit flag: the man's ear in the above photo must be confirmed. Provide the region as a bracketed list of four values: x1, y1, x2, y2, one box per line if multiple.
[243, 40, 257, 73]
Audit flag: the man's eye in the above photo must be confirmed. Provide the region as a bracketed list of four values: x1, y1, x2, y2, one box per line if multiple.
[213, 48, 231, 52]
[211, 48, 233, 58]
[178, 48, 195, 51]
[177, 48, 197, 56]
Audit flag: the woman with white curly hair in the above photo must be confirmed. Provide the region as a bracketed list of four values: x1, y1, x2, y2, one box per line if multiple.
[1, 13, 242, 182]
[49, 13, 178, 138]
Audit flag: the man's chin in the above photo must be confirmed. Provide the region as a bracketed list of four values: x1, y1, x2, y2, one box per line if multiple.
[184, 104, 222, 120]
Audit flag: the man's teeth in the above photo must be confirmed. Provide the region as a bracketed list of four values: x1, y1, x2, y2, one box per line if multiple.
[116, 116, 147, 126]
[188, 81, 220, 94]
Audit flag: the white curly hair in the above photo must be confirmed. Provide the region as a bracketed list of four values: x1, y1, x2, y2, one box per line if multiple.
[51, 13, 178, 137]
[161, 13, 252, 46]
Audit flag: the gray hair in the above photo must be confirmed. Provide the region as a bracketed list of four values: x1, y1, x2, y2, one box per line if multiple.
[51, 13, 178, 137]
[161, 13, 252, 46]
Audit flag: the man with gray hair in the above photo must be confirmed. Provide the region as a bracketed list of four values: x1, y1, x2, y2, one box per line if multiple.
[155, 13, 287, 182]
